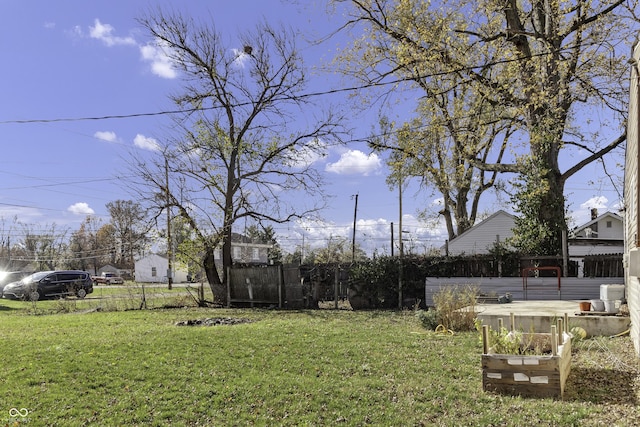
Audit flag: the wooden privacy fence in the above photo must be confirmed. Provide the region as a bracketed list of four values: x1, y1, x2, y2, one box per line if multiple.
[226, 265, 306, 308]
[583, 254, 624, 277]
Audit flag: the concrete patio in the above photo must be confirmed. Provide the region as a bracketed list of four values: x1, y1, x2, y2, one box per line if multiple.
[475, 300, 630, 337]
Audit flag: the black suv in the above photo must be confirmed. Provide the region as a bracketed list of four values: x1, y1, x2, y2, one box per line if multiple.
[2, 270, 93, 301]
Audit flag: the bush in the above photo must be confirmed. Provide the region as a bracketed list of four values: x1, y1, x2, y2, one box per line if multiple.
[415, 309, 439, 330]
[432, 285, 479, 331]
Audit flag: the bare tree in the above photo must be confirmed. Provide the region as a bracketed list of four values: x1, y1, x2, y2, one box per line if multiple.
[96, 223, 117, 267]
[67, 215, 105, 273]
[0, 216, 19, 270]
[132, 10, 345, 301]
[18, 222, 68, 271]
[106, 200, 150, 269]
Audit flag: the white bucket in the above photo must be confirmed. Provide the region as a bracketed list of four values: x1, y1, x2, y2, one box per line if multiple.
[591, 299, 605, 312]
[600, 284, 624, 301]
[603, 300, 618, 314]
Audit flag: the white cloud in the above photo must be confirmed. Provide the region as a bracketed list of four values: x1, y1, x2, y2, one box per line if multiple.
[579, 196, 608, 211]
[68, 202, 94, 216]
[94, 131, 118, 142]
[89, 19, 135, 47]
[68, 25, 83, 39]
[0, 205, 42, 222]
[325, 150, 382, 175]
[44, 22, 55, 30]
[134, 134, 160, 151]
[140, 42, 177, 79]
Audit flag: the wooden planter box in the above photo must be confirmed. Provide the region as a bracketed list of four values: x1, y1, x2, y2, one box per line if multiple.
[481, 317, 572, 399]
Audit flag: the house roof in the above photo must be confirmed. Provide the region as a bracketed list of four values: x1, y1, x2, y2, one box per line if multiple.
[571, 211, 623, 235]
[447, 210, 517, 245]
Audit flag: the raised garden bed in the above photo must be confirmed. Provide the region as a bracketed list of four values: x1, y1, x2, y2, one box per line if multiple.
[481, 314, 571, 399]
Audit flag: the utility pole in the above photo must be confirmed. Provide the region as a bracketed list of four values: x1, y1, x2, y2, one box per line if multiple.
[165, 157, 173, 290]
[398, 177, 404, 309]
[351, 193, 358, 263]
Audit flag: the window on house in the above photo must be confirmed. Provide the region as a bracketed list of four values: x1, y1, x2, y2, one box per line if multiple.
[252, 248, 260, 260]
[151, 267, 157, 277]
[606, 221, 612, 228]
[233, 246, 241, 260]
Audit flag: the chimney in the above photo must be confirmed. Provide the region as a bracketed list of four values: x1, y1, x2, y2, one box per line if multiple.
[591, 208, 598, 220]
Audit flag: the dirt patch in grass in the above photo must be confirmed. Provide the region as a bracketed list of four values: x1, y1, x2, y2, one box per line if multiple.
[175, 317, 255, 326]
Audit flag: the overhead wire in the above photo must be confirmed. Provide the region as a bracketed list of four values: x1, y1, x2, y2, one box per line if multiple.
[0, 45, 592, 126]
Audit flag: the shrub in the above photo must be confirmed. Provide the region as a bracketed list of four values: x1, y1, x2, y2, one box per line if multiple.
[432, 285, 479, 331]
[415, 309, 439, 330]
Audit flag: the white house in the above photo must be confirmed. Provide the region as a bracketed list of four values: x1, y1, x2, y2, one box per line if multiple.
[442, 209, 623, 262]
[134, 254, 189, 283]
[441, 210, 517, 255]
[569, 210, 624, 256]
[623, 37, 640, 356]
[569, 210, 624, 278]
[571, 209, 624, 241]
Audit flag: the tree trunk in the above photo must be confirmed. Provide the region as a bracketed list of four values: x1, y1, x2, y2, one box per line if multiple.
[203, 247, 225, 304]
[523, 115, 567, 255]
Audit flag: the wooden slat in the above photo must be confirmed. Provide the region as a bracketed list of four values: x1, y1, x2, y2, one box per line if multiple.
[481, 334, 571, 399]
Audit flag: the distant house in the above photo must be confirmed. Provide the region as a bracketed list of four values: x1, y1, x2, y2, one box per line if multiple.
[134, 254, 189, 284]
[223, 233, 272, 265]
[569, 210, 624, 278]
[441, 210, 517, 256]
[135, 234, 273, 283]
[571, 209, 624, 241]
[623, 37, 640, 356]
[569, 209, 623, 255]
[441, 209, 623, 262]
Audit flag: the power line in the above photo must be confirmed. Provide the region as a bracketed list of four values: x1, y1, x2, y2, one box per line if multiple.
[0, 47, 585, 126]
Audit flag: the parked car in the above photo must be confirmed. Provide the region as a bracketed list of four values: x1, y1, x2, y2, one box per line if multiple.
[0, 271, 30, 294]
[91, 272, 124, 285]
[2, 270, 93, 301]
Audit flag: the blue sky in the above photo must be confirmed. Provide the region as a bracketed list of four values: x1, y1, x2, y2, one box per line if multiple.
[0, 1, 626, 256]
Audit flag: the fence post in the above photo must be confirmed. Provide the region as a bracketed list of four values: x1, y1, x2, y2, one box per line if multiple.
[278, 264, 283, 309]
[334, 265, 339, 309]
[226, 267, 231, 308]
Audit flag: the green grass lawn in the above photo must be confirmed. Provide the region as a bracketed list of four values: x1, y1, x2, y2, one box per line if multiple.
[0, 300, 638, 426]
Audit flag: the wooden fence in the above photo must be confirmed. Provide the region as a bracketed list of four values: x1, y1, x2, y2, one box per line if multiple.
[224, 255, 625, 310]
[226, 265, 308, 308]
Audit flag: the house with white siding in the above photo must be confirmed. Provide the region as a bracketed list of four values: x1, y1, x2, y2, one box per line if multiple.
[442, 209, 623, 265]
[623, 37, 640, 356]
[442, 210, 516, 255]
[134, 253, 189, 283]
[571, 210, 624, 241]
[569, 210, 624, 278]
[569, 210, 624, 256]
